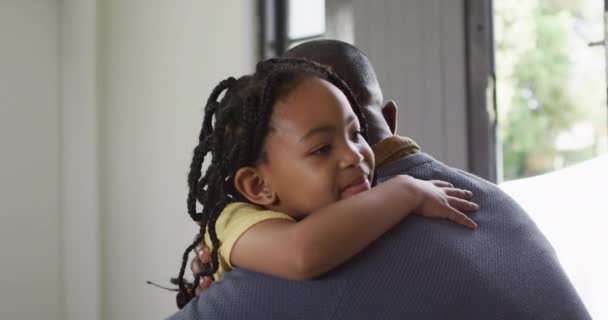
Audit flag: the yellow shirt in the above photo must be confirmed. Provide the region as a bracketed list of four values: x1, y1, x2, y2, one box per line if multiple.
[207, 135, 420, 280]
[204, 202, 294, 280]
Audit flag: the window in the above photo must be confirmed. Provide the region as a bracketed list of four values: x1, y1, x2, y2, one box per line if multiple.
[494, 0, 607, 182]
[259, 0, 327, 58]
[491, 2, 608, 318]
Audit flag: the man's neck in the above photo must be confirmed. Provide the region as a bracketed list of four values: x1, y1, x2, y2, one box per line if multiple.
[365, 122, 393, 146]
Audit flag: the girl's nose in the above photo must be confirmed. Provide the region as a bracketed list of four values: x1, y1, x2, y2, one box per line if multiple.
[339, 143, 364, 169]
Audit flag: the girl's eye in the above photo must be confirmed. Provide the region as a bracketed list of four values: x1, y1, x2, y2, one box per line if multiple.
[351, 130, 363, 142]
[312, 144, 332, 156]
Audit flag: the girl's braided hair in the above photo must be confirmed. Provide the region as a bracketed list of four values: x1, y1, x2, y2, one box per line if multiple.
[177, 57, 368, 306]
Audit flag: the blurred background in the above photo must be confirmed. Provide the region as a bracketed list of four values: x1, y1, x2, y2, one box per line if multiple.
[0, 0, 606, 319]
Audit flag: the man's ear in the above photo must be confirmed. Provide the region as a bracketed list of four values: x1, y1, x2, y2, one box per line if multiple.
[382, 100, 398, 134]
[233, 167, 276, 206]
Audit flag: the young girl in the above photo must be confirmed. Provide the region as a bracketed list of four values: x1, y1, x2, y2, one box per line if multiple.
[176, 58, 479, 306]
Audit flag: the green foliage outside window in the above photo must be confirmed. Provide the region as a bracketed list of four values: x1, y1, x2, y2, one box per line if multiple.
[495, 0, 607, 180]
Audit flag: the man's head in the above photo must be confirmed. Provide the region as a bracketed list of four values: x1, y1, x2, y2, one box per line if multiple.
[284, 40, 397, 145]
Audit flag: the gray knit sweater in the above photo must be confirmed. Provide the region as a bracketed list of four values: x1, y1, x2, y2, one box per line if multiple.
[167, 153, 590, 320]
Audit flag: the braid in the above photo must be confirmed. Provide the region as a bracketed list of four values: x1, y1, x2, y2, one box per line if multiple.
[200, 77, 236, 140]
[180, 77, 237, 300]
[186, 77, 236, 223]
[176, 58, 370, 307]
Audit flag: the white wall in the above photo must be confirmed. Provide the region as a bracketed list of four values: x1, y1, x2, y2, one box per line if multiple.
[1, 1, 255, 319]
[353, 0, 469, 170]
[0, 1, 63, 319]
[61, 0, 100, 319]
[98, 1, 256, 319]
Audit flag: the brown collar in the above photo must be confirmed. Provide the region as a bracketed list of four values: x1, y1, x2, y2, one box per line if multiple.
[372, 135, 421, 169]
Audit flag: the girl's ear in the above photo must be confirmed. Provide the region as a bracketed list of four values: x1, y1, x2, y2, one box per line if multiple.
[233, 167, 276, 206]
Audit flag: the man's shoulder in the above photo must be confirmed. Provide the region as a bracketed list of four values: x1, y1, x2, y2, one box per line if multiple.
[377, 152, 493, 187]
[367, 153, 590, 319]
[376, 152, 430, 178]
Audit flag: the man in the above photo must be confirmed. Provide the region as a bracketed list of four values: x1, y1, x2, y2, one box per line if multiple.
[168, 40, 590, 319]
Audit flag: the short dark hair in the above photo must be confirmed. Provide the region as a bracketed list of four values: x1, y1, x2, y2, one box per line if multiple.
[285, 40, 381, 108]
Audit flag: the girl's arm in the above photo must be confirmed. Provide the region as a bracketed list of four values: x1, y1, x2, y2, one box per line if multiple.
[230, 175, 478, 280]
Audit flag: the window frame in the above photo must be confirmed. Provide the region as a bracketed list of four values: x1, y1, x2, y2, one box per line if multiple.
[258, 0, 326, 59]
[464, 0, 498, 182]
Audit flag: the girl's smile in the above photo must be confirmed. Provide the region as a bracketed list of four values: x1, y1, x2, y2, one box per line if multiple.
[339, 176, 372, 200]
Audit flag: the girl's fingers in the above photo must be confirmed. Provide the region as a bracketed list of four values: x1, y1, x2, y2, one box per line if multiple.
[194, 276, 213, 297]
[191, 245, 211, 274]
[446, 208, 478, 229]
[191, 246, 212, 291]
[195, 279, 203, 296]
[445, 188, 473, 199]
[430, 180, 453, 188]
[199, 246, 211, 264]
[448, 197, 479, 212]
[202, 276, 213, 289]
[191, 257, 203, 275]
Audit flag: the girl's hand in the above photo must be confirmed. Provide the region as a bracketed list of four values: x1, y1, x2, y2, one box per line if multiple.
[190, 244, 214, 296]
[406, 177, 479, 229]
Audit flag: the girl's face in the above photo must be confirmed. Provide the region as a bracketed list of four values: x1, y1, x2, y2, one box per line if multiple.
[258, 76, 375, 219]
